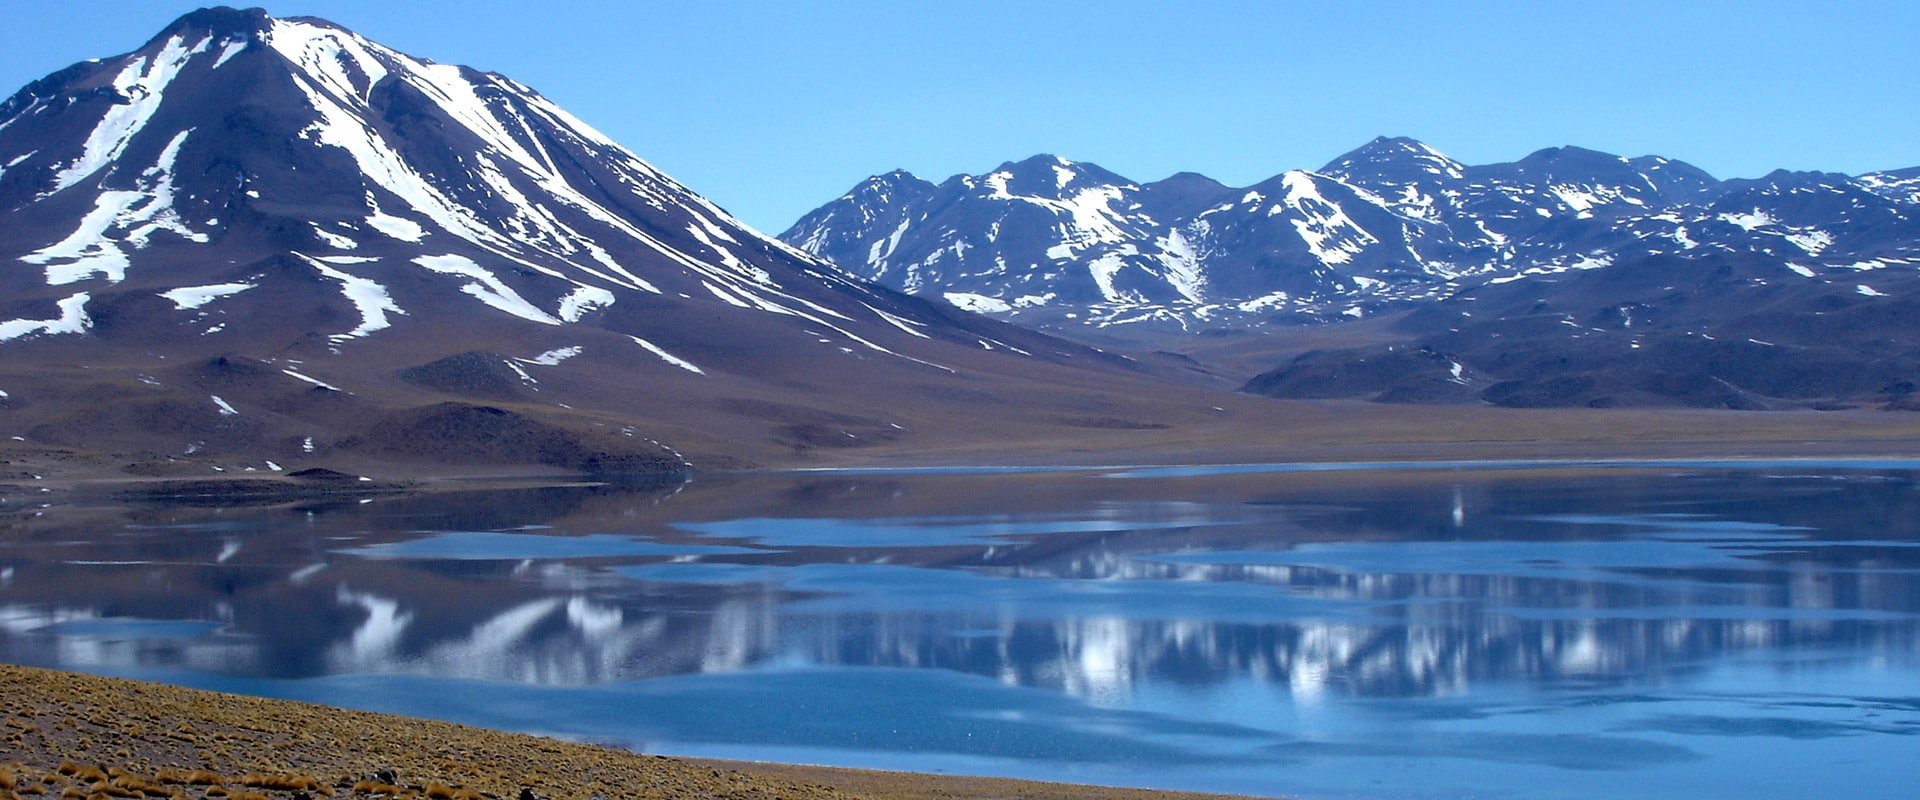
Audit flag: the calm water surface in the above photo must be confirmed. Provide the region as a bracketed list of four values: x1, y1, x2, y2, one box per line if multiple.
[2, 464, 1917, 799]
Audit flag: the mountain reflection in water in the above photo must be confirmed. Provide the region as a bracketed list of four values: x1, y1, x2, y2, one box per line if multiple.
[1, 466, 1916, 799]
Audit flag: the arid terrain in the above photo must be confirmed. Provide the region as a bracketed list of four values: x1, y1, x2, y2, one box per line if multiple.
[0, 664, 1255, 800]
[8, 395, 1920, 503]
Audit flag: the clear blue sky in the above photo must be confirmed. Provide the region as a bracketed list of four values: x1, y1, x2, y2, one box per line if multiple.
[7, 1, 1917, 234]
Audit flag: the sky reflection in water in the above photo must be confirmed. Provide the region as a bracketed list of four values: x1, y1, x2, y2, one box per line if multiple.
[1, 465, 1916, 799]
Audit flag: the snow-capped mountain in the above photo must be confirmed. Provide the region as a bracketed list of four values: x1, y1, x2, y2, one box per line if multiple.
[783, 138, 1920, 332]
[0, 7, 1003, 354]
[0, 8, 1183, 473]
[787, 155, 1206, 313]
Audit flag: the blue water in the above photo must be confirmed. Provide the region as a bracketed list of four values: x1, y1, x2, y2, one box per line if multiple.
[1, 463, 1916, 799]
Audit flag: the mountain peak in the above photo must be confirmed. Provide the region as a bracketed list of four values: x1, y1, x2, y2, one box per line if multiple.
[1321, 136, 1463, 181]
[1626, 154, 1714, 178]
[1148, 171, 1227, 191]
[1365, 135, 1436, 152]
[871, 168, 929, 186]
[1011, 153, 1069, 168]
[845, 169, 935, 202]
[1723, 168, 1862, 194]
[992, 153, 1075, 178]
[1515, 145, 1626, 168]
[978, 154, 1131, 196]
[159, 6, 274, 41]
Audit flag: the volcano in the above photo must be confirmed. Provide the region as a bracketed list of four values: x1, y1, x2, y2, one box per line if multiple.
[0, 7, 1218, 477]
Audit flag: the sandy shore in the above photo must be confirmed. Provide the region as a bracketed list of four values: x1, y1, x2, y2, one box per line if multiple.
[0, 664, 1259, 800]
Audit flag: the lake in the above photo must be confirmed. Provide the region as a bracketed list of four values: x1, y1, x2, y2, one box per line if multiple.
[2, 462, 1917, 799]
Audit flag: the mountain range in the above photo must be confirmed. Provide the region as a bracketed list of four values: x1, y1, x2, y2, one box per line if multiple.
[2, 8, 1916, 484]
[0, 7, 1278, 478]
[782, 139, 1920, 330]
[782, 141, 1920, 410]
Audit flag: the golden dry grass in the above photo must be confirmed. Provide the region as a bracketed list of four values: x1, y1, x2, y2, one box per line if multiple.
[0, 665, 1261, 800]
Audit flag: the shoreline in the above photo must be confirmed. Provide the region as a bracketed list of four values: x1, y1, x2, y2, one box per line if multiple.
[8, 398, 1920, 496]
[9, 436, 1920, 504]
[781, 453, 1920, 475]
[0, 663, 1261, 800]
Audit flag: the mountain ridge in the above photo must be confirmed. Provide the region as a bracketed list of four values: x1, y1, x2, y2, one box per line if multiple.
[781, 140, 1919, 410]
[781, 140, 1919, 333]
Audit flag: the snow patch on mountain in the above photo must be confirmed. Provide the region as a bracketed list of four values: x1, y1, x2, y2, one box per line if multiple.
[24, 129, 203, 285]
[312, 225, 359, 250]
[0, 293, 92, 341]
[160, 282, 255, 310]
[1086, 250, 1137, 302]
[1719, 210, 1776, 231]
[1280, 171, 1378, 266]
[1154, 230, 1205, 301]
[209, 36, 249, 70]
[23, 192, 144, 284]
[281, 368, 342, 391]
[519, 346, 581, 366]
[1784, 229, 1834, 255]
[628, 335, 703, 374]
[1237, 291, 1292, 312]
[295, 254, 403, 343]
[557, 285, 615, 322]
[945, 292, 1012, 314]
[365, 208, 425, 243]
[51, 35, 207, 192]
[412, 254, 562, 325]
[502, 359, 537, 386]
[1858, 170, 1920, 205]
[1487, 253, 1615, 285]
